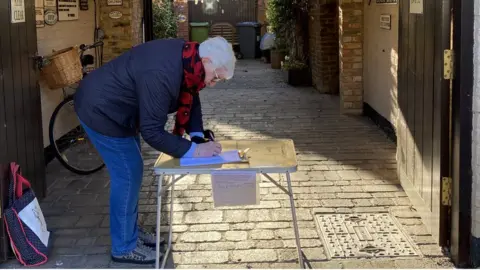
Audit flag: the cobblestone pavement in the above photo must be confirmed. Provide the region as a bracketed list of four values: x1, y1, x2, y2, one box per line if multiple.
[3, 60, 454, 268]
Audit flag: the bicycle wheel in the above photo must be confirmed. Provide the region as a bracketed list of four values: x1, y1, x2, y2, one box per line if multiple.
[49, 95, 105, 175]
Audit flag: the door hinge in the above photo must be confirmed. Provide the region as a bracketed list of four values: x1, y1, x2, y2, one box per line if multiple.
[441, 177, 452, 206]
[443, 49, 454, 80]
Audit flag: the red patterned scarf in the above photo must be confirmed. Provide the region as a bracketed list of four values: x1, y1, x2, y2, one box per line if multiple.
[173, 42, 206, 136]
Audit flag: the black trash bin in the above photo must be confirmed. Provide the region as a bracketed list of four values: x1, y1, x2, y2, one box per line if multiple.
[236, 22, 262, 59]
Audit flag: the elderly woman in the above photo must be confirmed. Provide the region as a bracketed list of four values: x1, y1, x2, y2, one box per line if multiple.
[74, 37, 236, 264]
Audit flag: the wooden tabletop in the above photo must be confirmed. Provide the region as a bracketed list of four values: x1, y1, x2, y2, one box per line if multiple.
[153, 139, 298, 175]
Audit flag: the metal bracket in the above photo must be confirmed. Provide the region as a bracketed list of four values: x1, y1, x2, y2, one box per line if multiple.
[443, 49, 454, 80]
[441, 177, 452, 206]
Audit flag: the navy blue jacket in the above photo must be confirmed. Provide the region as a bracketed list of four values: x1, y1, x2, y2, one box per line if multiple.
[74, 39, 203, 158]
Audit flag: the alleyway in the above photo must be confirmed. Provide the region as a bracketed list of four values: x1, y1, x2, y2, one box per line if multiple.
[4, 60, 454, 268]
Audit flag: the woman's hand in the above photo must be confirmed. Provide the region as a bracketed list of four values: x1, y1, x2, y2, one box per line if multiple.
[193, 141, 222, 157]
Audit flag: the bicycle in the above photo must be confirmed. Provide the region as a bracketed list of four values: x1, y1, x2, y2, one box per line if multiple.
[43, 41, 106, 175]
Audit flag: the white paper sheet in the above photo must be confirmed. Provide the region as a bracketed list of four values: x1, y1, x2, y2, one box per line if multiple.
[180, 150, 243, 166]
[211, 170, 259, 207]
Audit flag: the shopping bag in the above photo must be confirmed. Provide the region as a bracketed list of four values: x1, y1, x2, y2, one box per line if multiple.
[3, 162, 50, 266]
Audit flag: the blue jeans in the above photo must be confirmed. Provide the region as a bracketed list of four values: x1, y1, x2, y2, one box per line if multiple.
[80, 120, 143, 256]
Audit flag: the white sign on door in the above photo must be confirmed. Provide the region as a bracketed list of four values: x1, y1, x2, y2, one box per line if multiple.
[410, 0, 423, 14]
[44, 0, 56, 7]
[11, 0, 26, 23]
[58, 0, 79, 21]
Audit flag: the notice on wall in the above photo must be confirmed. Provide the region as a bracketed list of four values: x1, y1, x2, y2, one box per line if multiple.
[35, 0, 43, 7]
[79, 0, 88, 10]
[11, 0, 26, 23]
[376, 0, 397, 3]
[58, 0, 79, 21]
[410, 0, 423, 14]
[107, 0, 122, 6]
[44, 0, 56, 7]
[380, 14, 391, 30]
[36, 8, 45, 27]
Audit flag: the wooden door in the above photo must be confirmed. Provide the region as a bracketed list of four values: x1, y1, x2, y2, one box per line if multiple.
[397, 0, 452, 244]
[0, 0, 46, 198]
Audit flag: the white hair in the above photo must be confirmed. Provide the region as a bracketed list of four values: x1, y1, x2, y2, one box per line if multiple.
[199, 36, 237, 80]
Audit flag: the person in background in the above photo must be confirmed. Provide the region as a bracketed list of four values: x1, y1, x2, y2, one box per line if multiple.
[74, 36, 237, 264]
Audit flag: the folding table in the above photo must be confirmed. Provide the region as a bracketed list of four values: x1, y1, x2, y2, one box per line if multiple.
[153, 139, 304, 269]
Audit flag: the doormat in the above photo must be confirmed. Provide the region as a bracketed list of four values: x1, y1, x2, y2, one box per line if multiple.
[314, 213, 421, 259]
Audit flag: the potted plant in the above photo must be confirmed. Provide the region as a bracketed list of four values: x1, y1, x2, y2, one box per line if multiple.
[281, 56, 311, 86]
[270, 38, 287, 69]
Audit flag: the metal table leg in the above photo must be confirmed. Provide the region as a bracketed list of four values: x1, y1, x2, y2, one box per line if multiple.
[262, 172, 304, 268]
[156, 175, 182, 269]
[286, 172, 304, 269]
[155, 175, 163, 269]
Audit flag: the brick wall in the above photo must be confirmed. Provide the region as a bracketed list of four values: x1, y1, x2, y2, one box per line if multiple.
[174, 0, 189, 40]
[339, 0, 363, 114]
[99, 0, 137, 62]
[308, 0, 339, 94]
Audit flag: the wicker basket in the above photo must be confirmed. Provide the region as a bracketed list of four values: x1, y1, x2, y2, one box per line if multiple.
[40, 47, 83, 89]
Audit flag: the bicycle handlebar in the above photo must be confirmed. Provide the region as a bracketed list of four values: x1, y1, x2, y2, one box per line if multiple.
[79, 41, 104, 52]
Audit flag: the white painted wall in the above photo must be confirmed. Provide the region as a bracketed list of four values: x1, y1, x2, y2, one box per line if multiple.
[471, 0, 480, 238]
[37, 0, 96, 147]
[363, 1, 399, 129]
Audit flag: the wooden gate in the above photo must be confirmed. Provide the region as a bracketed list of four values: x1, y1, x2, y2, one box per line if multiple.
[0, 0, 46, 198]
[397, 0, 452, 244]
[189, 0, 257, 25]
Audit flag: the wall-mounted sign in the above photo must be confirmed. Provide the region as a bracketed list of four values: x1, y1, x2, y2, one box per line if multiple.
[380, 14, 391, 30]
[44, 0, 56, 7]
[410, 0, 423, 14]
[79, 0, 88, 10]
[376, 0, 397, 3]
[58, 0, 79, 21]
[36, 8, 45, 27]
[177, 14, 186, 23]
[109, 10, 122, 19]
[107, 0, 122, 6]
[11, 0, 26, 23]
[44, 8, 58, 25]
[35, 0, 43, 7]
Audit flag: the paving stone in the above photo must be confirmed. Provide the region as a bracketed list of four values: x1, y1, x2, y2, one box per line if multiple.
[232, 222, 256, 230]
[185, 211, 223, 224]
[189, 223, 229, 231]
[256, 240, 284, 249]
[181, 232, 222, 243]
[256, 222, 291, 229]
[197, 242, 236, 251]
[274, 228, 318, 239]
[224, 210, 249, 223]
[270, 209, 312, 221]
[231, 249, 277, 263]
[250, 229, 275, 240]
[174, 251, 229, 264]
[225, 231, 248, 241]
[248, 209, 272, 222]
[173, 243, 197, 251]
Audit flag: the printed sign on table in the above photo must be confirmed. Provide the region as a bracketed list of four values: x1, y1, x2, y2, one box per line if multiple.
[211, 170, 260, 207]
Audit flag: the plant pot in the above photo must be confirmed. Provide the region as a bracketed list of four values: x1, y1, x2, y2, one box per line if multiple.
[270, 50, 285, 69]
[283, 67, 312, 86]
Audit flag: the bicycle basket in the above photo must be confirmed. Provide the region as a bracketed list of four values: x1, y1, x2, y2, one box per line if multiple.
[40, 46, 83, 89]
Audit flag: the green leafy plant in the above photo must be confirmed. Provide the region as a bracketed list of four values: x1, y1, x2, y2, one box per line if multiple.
[152, 0, 177, 39]
[265, 0, 309, 70]
[281, 56, 308, 71]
